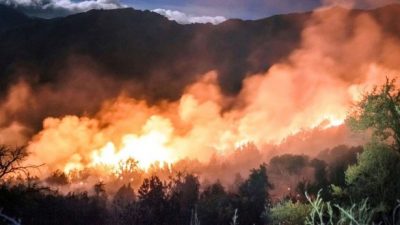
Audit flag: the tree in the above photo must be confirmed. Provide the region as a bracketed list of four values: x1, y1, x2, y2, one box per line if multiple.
[169, 173, 200, 224]
[345, 142, 400, 211]
[345, 80, 400, 211]
[198, 181, 234, 225]
[269, 154, 310, 199]
[45, 170, 69, 186]
[93, 181, 106, 198]
[114, 183, 135, 205]
[111, 184, 136, 225]
[116, 158, 143, 186]
[237, 164, 273, 225]
[347, 79, 400, 150]
[137, 176, 169, 225]
[269, 154, 309, 175]
[317, 145, 362, 187]
[138, 176, 166, 203]
[0, 183, 109, 225]
[0, 146, 36, 179]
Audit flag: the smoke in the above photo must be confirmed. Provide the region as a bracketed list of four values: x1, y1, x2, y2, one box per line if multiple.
[0, 81, 33, 146]
[0, 57, 142, 145]
[0, 3, 398, 193]
[25, 7, 399, 177]
[322, 0, 400, 8]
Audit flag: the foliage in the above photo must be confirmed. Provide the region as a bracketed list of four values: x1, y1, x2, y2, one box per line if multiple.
[269, 155, 309, 175]
[94, 181, 107, 199]
[345, 142, 400, 211]
[170, 173, 200, 224]
[317, 145, 362, 188]
[110, 184, 136, 225]
[269, 200, 311, 225]
[307, 159, 329, 198]
[137, 176, 170, 225]
[347, 79, 400, 149]
[198, 182, 235, 225]
[304, 191, 375, 225]
[45, 170, 69, 186]
[237, 164, 273, 225]
[0, 183, 109, 225]
[113, 183, 135, 210]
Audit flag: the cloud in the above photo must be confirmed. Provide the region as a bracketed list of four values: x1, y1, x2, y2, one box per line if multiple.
[123, 0, 399, 19]
[1, 0, 124, 18]
[152, 8, 226, 24]
[1, 0, 227, 23]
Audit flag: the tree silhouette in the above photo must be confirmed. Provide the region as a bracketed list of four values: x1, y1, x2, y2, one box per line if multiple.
[137, 176, 169, 225]
[0, 146, 39, 179]
[170, 173, 200, 224]
[238, 164, 273, 225]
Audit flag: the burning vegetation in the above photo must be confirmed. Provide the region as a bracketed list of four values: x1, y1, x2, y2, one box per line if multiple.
[0, 1, 400, 225]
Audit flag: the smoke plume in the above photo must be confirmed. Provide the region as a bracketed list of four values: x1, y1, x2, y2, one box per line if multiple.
[0, 4, 399, 191]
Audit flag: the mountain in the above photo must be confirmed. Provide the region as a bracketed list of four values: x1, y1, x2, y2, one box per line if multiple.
[0, 4, 31, 31]
[0, 4, 399, 101]
[0, 5, 310, 99]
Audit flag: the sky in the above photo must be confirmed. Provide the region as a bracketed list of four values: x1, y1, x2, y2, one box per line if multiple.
[128, 0, 322, 19]
[1, 0, 400, 23]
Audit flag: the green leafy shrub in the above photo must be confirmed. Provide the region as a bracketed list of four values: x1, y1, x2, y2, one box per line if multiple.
[345, 142, 400, 211]
[270, 200, 311, 225]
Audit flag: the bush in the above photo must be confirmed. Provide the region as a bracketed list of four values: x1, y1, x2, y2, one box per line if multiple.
[270, 200, 311, 225]
[345, 142, 400, 211]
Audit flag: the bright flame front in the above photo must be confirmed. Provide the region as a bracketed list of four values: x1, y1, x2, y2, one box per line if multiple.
[91, 116, 175, 172]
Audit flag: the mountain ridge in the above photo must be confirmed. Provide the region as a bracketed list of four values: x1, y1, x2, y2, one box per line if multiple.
[0, 4, 31, 31]
[0, 4, 399, 100]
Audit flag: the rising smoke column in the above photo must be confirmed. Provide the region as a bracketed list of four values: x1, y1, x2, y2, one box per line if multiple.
[15, 4, 400, 182]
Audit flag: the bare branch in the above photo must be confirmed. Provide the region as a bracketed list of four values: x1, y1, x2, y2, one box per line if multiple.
[0, 145, 42, 180]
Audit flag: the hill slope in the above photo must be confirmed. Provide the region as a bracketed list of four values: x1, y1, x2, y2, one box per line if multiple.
[0, 4, 31, 31]
[0, 4, 399, 100]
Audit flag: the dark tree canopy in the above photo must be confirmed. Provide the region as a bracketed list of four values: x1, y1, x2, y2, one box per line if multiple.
[238, 164, 273, 225]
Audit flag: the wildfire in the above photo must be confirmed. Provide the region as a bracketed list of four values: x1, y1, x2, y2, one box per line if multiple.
[89, 116, 175, 172]
[82, 113, 345, 175]
[24, 6, 400, 177]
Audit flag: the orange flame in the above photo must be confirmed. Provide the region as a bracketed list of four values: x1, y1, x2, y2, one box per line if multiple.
[90, 116, 175, 171]
[23, 7, 400, 179]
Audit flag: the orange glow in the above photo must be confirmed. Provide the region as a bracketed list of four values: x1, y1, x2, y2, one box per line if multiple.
[23, 7, 400, 179]
[90, 116, 175, 171]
